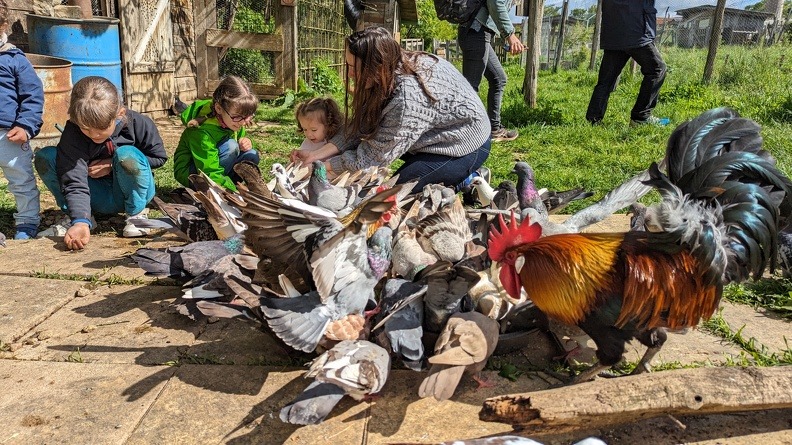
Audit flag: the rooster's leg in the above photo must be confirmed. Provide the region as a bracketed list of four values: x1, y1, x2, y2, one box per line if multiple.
[631, 345, 661, 375]
[571, 363, 610, 384]
[631, 328, 667, 375]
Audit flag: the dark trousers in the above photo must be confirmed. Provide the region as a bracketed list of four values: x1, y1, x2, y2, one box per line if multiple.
[394, 138, 491, 194]
[458, 26, 507, 130]
[586, 42, 666, 123]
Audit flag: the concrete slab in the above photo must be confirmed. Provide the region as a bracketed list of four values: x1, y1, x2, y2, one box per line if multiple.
[0, 276, 83, 345]
[9, 283, 198, 365]
[187, 318, 298, 367]
[126, 364, 368, 445]
[719, 301, 791, 353]
[0, 236, 185, 283]
[0, 360, 174, 445]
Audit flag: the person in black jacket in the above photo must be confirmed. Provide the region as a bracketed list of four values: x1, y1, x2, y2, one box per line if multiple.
[34, 76, 168, 250]
[585, 0, 667, 126]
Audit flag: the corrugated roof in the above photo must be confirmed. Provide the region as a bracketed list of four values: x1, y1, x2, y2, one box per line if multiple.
[676, 5, 774, 20]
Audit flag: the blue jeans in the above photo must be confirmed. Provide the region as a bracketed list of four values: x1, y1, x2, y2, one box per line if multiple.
[458, 25, 508, 130]
[0, 129, 40, 227]
[394, 138, 491, 194]
[35, 145, 156, 216]
[586, 42, 667, 123]
[188, 138, 260, 184]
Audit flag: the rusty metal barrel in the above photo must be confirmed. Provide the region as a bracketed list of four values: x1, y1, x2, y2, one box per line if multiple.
[26, 53, 72, 149]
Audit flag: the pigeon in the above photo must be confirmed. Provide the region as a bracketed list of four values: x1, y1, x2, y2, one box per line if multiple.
[189, 172, 246, 239]
[415, 194, 472, 263]
[129, 195, 218, 242]
[539, 187, 594, 214]
[280, 340, 390, 425]
[470, 176, 496, 207]
[232, 161, 273, 199]
[422, 263, 481, 333]
[257, 226, 394, 353]
[307, 160, 361, 215]
[629, 202, 648, 231]
[0, 232, 6, 247]
[491, 180, 519, 211]
[130, 234, 245, 279]
[513, 162, 549, 221]
[269, 162, 301, 199]
[418, 311, 500, 401]
[373, 278, 428, 371]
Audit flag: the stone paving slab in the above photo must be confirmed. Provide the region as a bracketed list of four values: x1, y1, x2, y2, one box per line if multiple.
[0, 360, 174, 445]
[0, 276, 84, 345]
[9, 281, 197, 365]
[186, 318, 297, 367]
[719, 301, 791, 353]
[0, 236, 184, 282]
[126, 364, 368, 445]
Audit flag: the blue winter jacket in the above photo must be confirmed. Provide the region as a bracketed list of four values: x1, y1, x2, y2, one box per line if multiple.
[0, 46, 44, 137]
[600, 0, 657, 51]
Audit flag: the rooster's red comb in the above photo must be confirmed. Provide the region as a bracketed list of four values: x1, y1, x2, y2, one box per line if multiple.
[488, 211, 543, 262]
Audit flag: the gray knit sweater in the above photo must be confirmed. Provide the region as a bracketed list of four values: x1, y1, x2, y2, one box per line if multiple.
[327, 55, 490, 173]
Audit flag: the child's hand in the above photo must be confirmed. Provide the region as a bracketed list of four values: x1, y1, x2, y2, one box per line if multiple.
[64, 223, 91, 250]
[6, 127, 29, 144]
[239, 137, 253, 152]
[87, 159, 113, 178]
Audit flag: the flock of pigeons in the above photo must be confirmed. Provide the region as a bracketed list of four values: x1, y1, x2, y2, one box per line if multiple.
[128, 157, 656, 426]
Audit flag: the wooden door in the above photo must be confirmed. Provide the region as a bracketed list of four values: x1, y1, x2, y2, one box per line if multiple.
[118, 0, 176, 113]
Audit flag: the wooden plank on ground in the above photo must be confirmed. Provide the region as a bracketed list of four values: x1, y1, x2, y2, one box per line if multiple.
[206, 80, 281, 99]
[205, 29, 283, 51]
[479, 366, 792, 432]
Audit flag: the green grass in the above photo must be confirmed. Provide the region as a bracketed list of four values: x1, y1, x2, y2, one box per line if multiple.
[723, 279, 792, 319]
[701, 309, 792, 366]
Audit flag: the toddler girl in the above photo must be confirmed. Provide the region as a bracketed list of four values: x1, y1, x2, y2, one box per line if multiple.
[295, 97, 342, 154]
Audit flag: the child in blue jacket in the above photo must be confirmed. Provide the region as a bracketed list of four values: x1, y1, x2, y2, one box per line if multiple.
[0, 0, 45, 239]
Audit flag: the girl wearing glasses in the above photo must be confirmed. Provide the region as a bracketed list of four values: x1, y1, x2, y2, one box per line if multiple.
[173, 75, 260, 192]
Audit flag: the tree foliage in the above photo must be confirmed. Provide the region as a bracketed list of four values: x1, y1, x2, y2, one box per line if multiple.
[401, 0, 457, 48]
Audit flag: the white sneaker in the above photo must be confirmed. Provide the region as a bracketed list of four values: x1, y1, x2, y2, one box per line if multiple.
[37, 215, 97, 238]
[123, 209, 154, 238]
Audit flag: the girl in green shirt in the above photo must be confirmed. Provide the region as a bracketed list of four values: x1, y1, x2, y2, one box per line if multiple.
[173, 75, 259, 191]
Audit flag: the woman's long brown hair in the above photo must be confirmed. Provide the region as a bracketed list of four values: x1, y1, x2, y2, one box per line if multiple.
[345, 26, 437, 140]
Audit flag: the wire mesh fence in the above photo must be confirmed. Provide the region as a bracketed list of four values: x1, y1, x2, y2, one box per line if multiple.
[297, 0, 346, 84]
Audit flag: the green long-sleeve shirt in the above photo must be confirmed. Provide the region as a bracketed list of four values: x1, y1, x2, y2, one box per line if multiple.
[173, 100, 245, 191]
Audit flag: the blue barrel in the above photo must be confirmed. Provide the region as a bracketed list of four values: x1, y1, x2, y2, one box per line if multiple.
[26, 14, 123, 96]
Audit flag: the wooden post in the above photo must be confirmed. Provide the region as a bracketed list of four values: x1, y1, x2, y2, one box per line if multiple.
[193, 0, 217, 97]
[523, 0, 544, 108]
[588, 0, 602, 71]
[552, 0, 569, 73]
[703, 0, 726, 83]
[480, 366, 792, 432]
[276, 4, 298, 92]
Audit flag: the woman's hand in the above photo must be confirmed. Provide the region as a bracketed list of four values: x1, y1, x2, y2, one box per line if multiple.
[239, 137, 253, 152]
[507, 34, 525, 55]
[87, 159, 112, 178]
[64, 223, 91, 250]
[6, 126, 29, 144]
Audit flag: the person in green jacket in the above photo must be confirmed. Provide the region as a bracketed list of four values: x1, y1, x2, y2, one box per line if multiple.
[173, 75, 259, 191]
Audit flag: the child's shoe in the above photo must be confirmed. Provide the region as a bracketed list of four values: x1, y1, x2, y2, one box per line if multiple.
[14, 223, 38, 240]
[123, 210, 154, 238]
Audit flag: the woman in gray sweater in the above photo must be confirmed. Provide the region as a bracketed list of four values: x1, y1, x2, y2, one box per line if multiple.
[291, 26, 491, 192]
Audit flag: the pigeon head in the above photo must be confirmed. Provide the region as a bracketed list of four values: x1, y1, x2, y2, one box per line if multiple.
[312, 161, 329, 183]
[270, 163, 286, 176]
[513, 162, 535, 182]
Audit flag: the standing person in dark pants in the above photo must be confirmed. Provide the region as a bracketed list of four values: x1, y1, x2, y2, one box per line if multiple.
[586, 0, 667, 126]
[458, 0, 524, 142]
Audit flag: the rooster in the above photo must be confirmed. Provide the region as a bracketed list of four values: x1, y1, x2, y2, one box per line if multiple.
[488, 108, 792, 382]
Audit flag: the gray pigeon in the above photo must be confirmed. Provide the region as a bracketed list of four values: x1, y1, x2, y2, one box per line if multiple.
[539, 187, 594, 214]
[513, 162, 548, 221]
[0, 232, 5, 247]
[307, 160, 361, 215]
[130, 195, 218, 242]
[422, 263, 481, 333]
[130, 234, 245, 279]
[492, 180, 519, 211]
[418, 311, 499, 401]
[415, 195, 472, 263]
[373, 278, 427, 371]
[280, 340, 390, 425]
